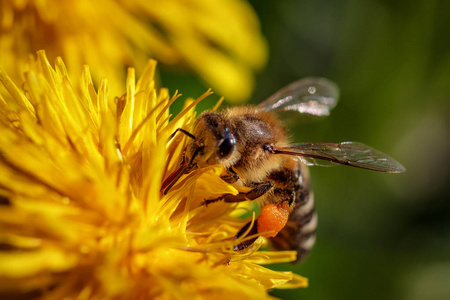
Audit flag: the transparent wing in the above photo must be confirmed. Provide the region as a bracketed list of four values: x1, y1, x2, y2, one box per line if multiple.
[297, 157, 337, 167]
[274, 142, 406, 173]
[258, 77, 339, 116]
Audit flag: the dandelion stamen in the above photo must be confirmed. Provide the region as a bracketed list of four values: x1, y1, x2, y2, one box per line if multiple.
[0, 52, 307, 299]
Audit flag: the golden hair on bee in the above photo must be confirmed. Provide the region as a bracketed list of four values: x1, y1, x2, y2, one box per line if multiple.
[188, 106, 290, 184]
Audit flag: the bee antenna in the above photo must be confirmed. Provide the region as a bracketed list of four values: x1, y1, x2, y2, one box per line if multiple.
[170, 128, 196, 140]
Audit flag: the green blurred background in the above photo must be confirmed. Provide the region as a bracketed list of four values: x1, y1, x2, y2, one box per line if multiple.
[160, 1, 450, 299]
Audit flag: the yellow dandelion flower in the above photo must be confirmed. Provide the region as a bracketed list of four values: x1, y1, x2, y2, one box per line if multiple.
[0, 0, 267, 103]
[0, 51, 304, 299]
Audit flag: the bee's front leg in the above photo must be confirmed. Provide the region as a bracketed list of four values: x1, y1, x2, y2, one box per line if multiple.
[220, 167, 240, 184]
[203, 181, 274, 206]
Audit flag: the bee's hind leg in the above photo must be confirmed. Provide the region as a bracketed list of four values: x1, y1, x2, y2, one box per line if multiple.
[234, 219, 259, 251]
[233, 188, 295, 252]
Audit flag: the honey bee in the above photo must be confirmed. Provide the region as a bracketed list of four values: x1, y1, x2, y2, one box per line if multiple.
[162, 78, 405, 263]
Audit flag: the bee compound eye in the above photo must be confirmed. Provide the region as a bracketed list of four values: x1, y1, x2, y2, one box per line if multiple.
[218, 131, 236, 159]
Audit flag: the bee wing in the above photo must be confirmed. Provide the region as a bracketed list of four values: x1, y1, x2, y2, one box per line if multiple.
[273, 142, 406, 173]
[258, 77, 339, 116]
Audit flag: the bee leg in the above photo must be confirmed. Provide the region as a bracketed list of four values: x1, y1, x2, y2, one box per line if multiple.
[226, 181, 274, 202]
[234, 219, 259, 251]
[203, 193, 246, 206]
[234, 188, 294, 251]
[272, 188, 295, 207]
[203, 181, 274, 206]
[220, 167, 240, 184]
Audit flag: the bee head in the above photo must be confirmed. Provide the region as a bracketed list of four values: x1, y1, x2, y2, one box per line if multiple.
[186, 111, 237, 169]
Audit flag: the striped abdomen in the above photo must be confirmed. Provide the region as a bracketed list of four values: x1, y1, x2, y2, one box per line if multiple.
[268, 159, 317, 263]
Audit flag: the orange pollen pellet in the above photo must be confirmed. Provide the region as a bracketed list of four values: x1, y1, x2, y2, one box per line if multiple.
[257, 201, 290, 238]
